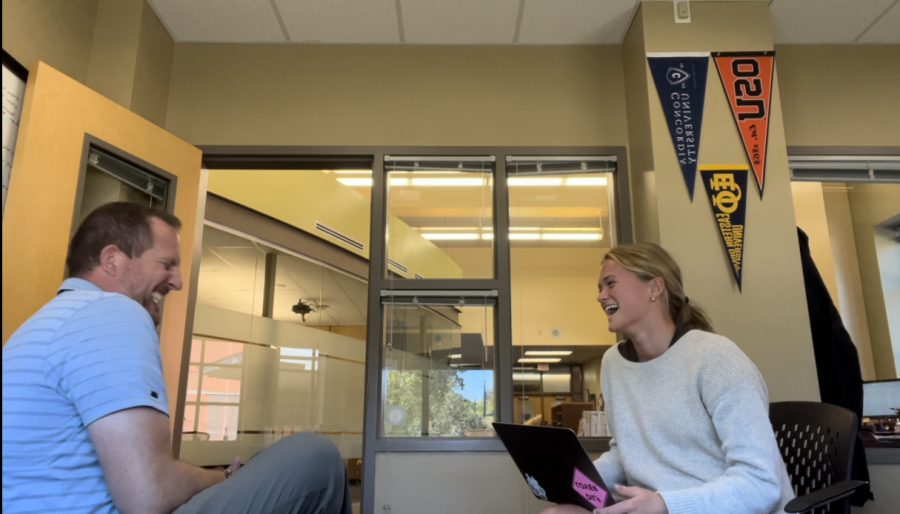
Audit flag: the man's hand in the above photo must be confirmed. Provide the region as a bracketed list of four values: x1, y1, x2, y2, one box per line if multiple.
[595, 485, 669, 514]
[225, 456, 243, 477]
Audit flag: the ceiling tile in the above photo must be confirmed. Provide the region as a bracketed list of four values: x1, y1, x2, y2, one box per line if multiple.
[274, 0, 400, 43]
[518, 0, 637, 44]
[859, 2, 900, 43]
[401, 0, 521, 44]
[770, 0, 896, 44]
[149, 0, 286, 42]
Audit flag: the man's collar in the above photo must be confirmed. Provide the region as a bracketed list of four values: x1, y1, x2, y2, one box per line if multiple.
[57, 277, 103, 295]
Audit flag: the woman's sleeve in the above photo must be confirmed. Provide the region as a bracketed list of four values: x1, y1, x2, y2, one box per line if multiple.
[593, 357, 626, 487]
[593, 438, 626, 487]
[657, 345, 790, 514]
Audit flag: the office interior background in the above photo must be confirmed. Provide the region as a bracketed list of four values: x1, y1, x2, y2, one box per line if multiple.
[2, 1, 898, 513]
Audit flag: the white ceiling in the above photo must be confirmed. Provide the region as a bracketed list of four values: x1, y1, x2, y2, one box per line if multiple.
[148, 0, 900, 45]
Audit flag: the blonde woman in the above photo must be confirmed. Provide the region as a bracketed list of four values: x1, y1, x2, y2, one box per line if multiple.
[542, 243, 793, 514]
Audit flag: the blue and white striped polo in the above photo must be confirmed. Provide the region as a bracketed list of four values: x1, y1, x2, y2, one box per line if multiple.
[2, 278, 169, 513]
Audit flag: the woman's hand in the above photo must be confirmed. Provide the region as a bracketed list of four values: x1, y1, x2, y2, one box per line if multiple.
[594, 485, 668, 514]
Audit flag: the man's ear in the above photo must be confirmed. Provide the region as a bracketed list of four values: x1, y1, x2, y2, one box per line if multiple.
[98, 244, 123, 276]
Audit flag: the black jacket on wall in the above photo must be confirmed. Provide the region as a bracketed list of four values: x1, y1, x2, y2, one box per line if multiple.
[797, 228, 872, 507]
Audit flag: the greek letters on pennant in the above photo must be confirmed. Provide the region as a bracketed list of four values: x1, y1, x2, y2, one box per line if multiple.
[699, 165, 748, 291]
[647, 52, 710, 201]
[713, 52, 775, 196]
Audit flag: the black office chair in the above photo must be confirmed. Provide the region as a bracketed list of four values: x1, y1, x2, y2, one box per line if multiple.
[770, 402, 868, 514]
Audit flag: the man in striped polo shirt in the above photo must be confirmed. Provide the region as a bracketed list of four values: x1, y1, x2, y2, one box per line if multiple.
[2, 202, 351, 514]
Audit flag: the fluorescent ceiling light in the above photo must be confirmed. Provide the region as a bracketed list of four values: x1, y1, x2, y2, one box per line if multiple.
[508, 177, 564, 186]
[542, 227, 601, 232]
[541, 233, 603, 241]
[337, 178, 373, 187]
[449, 354, 462, 359]
[509, 233, 541, 240]
[411, 178, 485, 187]
[525, 350, 573, 356]
[422, 233, 480, 240]
[513, 373, 542, 381]
[565, 177, 607, 186]
[481, 233, 494, 240]
[518, 358, 562, 363]
[414, 227, 482, 231]
[389, 178, 410, 186]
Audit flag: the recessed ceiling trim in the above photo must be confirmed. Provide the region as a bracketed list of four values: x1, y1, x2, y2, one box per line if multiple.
[269, 0, 292, 42]
[853, 0, 899, 43]
[513, 0, 526, 44]
[395, 0, 406, 43]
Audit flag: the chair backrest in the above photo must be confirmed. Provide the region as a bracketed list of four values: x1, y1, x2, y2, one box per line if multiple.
[770, 402, 858, 513]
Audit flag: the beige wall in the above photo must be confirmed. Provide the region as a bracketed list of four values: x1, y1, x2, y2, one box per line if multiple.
[791, 182, 841, 306]
[2, 0, 99, 83]
[777, 45, 900, 147]
[821, 186, 877, 381]
[165, 44, 629, 147]
[633, 1, 820, 402]
[2, 0, 173, 127]
[130, 0, 175, 127]
[846, 183, 900, 379]
[622, 6, 660, 244]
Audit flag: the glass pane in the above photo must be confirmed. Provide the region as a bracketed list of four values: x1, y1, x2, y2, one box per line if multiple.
[200, 365, 241, 403]
[385, 157, 494, 279]
[204, 340, 244, 365]
[507, 157, 617, 436]
[791, 181, 900, 380]
[182, 223, 367, 466]
[186, 365, 199, 402]
[382, 300, 495, 437]
[197, 405, 239, 441]
[189, 340, 202, 363]
[182, 404, 198, 435]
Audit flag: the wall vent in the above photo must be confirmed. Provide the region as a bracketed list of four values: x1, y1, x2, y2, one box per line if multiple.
[414, 273, 424, 279]
[387, 259, 409, 274]
[314, 221, 365, 251]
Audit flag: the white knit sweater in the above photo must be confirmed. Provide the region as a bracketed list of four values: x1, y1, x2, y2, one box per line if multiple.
[593, 330, 794, 514]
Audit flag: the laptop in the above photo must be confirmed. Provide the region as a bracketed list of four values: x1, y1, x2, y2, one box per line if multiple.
[493, 422, 615, 510]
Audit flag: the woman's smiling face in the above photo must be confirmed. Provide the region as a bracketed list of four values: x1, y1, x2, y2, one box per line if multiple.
[597, 259, 656, 334]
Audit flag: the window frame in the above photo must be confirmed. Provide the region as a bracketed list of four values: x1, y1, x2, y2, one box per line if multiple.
[198, 145, 632, 513]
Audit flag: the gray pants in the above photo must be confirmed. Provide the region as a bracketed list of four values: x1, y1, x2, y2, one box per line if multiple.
[174, 432, 353, 514]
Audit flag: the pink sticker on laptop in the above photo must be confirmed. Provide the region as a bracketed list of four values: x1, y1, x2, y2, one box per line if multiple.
[572, 468, 608, 508]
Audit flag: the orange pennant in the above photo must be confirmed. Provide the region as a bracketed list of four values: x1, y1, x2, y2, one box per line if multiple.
[713, 52, 774, 196]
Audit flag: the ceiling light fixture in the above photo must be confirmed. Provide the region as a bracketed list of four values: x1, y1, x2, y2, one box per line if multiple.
[524, 350, 573, 356]
[508, 177, 564, 186]
[449, 354, 462, 359]
[564, 177, 607, 186]
[509, 233, 541, 240]
[421, 233, 480, 240]
[518, 358, 562, 363]
[411, 178, 485, 187]
[541, 233, 603, 241]
[513, 373, 542, 381]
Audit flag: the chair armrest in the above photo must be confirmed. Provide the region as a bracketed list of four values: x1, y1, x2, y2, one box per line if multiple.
[784, 480, 868, 513]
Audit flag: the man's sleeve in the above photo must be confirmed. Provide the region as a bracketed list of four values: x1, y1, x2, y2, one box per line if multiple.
[54, 297, 170, 426]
